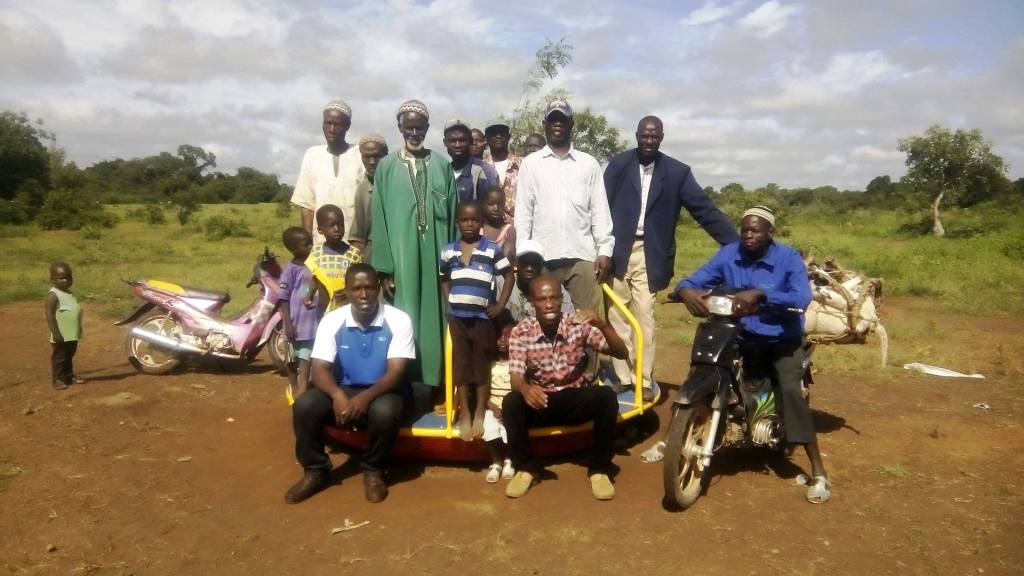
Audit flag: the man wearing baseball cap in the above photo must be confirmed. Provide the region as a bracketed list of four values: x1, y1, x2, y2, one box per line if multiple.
[443, 119, 498, 202]
[513, 99, 615, 312]
[484, 120, 522, 221]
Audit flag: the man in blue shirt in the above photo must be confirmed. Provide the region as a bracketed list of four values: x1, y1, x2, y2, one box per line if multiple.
[673, 206, 831, 503]
[443, 119, 499, 202]
[286, 263, 417, 504]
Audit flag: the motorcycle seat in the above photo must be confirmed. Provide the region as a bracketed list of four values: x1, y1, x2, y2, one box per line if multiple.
[144, 279, 231, 303]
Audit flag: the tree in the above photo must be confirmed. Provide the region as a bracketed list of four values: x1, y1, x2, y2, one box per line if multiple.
[898, 125, 1009, 236]
[0, 111, 53, 223]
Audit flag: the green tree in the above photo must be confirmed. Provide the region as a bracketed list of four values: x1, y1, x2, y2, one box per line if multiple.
[0, 111, 53, 223]
[898, 125, 1009, 236]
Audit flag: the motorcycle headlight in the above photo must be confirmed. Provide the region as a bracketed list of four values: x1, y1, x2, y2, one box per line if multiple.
[706, 295, 734, 316]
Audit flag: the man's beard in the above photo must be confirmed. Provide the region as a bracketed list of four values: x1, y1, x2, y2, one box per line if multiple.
[405, 140, 424, 152]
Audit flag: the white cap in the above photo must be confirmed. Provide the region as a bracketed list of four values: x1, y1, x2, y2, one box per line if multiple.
[516, 239, 546, 260]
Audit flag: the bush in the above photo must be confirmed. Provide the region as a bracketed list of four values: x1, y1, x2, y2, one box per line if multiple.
[126, 204, 167, 224]
[36, 188, 118, 230]
[203, 215, 253, 241]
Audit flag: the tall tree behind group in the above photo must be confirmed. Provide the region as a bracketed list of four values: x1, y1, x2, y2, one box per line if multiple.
[503, 39, 628, 163]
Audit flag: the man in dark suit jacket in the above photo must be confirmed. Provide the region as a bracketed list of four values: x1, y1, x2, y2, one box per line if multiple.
[603, 116, 738, 400]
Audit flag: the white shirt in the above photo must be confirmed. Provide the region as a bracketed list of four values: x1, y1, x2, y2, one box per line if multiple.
[514, 145, 615, 261]
[636, 161, 655, 236]
[493, 158, 511, 185]
[311, 303, 416, 363]
[290, 144, 365, 245]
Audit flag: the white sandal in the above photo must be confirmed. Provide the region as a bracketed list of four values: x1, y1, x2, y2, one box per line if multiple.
[485, 464, 502, 483]
[501, 459, 515, 479]
[640, 441, 666, 463]
[806, 475, 831, 503]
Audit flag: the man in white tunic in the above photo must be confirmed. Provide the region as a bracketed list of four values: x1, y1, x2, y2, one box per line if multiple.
[291, 100, 365, 245]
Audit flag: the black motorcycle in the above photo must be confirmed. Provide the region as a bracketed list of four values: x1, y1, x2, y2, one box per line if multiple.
[662, 290, 812, 510]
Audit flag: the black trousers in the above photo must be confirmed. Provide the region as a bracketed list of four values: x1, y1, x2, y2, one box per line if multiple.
[292, 387, 405, 474]
[741, 338, 816, 445]
[51, 341, 78, 384]
[503, 385, 618, 475]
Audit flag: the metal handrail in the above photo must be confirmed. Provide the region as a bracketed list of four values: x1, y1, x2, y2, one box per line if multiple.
[601, 282, 645, 413]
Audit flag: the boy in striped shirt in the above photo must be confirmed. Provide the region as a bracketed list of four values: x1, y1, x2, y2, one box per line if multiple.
[441, 201, 514, 440]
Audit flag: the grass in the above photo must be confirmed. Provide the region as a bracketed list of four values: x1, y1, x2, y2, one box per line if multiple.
[2, 202, 1021, 374]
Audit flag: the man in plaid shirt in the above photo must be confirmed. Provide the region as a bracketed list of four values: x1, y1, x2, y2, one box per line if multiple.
[502, 276, 628, 500]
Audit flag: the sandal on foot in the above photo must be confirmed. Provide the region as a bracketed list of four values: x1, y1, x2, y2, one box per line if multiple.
[485, 464, 502, 483]
[640, 441, 666, 463]
[806, 475, 831, 504]
[52, 380, 69, 391]
[501, 458, 515, 479]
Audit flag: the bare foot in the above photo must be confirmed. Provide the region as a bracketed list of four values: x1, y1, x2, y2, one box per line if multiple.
[458, 414, 473, 441]
[472, 416, 485, 439]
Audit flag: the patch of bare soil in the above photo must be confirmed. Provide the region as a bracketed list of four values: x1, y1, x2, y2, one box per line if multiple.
[1, 301, 1021, 575]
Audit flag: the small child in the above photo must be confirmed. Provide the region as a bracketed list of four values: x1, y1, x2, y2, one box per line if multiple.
[481, 185, 516, 262]
[45, 262, 83, 390]
[483, 321, 515, 483]
[440, 201, 514, 441]
[305, 204, 362, 314]
[279, 227, 319, 396]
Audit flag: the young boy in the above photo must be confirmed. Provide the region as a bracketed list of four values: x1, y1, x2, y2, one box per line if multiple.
[440, 201, 514, 440]
[280, 227, 319, 396]
[305, 204, 362, 314]
[45, 262, 83, 390]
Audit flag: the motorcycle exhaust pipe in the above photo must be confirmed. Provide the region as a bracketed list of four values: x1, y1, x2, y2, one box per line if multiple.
[129, 327, 240, 359]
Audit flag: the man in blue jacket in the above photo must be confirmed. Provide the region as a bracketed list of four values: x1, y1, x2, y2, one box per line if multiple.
[603, 116, 737, 401]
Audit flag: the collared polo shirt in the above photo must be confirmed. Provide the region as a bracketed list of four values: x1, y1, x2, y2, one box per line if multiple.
[514, 145, 615, 261]
[453, 157, 499, 202]
[440, 237, 510, 319]
[507, 315, 609, 393]
[311, 303, 416, 387]
[675, 241, 812, 341]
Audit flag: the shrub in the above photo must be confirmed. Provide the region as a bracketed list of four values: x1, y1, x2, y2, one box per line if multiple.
[36, 188, 118, 230]
[126, 204, 167, 224]
[203, 215, 253, 241]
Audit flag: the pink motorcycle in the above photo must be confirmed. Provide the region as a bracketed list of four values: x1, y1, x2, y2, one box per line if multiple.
[115, 248, 289, 375]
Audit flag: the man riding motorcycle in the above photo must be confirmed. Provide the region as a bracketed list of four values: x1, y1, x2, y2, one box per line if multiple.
[672, 205, 831, 503]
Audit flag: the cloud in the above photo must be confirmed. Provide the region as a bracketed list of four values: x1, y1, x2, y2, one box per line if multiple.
[759, 51, 914, 109]
[738, 1, 801, 38]
[679, 1, 739, 27]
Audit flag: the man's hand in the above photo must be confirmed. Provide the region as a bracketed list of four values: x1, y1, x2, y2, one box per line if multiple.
[521, 383, 549, 410]
[573, 309, 603, 329]
[380, 274, 396, 302]
[285, 324, 297, 342]
[679, 287, 711, 318]
[303, 295, 316, 310]
[594, 256, 613, 284]
[332, 393, 351, 427]
[345, 392, 372, 423]
[731, 289, 764, 316]
[485, 303, 506, 319]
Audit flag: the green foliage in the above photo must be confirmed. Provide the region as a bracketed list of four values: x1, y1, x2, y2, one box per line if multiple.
[126, 204, 167, 224]
[36, 188, 118, 231]
[898, 125, 1009, 236]
[0, 111, 52, 201]
[203, 214, 253, 241]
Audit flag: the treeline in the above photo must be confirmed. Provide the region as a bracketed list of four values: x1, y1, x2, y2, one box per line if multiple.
[0, 111, 289, 229]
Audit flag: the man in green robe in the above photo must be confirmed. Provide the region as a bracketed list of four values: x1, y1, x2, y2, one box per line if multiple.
[371, 100, 459, 387]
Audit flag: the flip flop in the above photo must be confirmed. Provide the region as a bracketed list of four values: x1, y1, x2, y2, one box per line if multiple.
[640, 440, 666, 463]
[806, 475, 831, 504]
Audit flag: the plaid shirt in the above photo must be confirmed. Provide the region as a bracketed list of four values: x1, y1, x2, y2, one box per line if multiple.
[491, 155, 521, 220]
[508, 315, 608, 392]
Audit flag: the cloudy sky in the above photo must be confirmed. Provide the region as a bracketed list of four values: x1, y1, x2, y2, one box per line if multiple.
[2, 0, 1021, 190]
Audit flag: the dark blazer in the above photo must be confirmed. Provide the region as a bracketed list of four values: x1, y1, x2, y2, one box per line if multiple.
[604, 149, 738, 292]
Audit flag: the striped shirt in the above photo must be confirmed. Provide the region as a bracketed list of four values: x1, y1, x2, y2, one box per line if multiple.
[440, 237, 511, 319]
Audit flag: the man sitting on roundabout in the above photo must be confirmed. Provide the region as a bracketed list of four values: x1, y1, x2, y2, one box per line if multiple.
[286, 263, 415, 504]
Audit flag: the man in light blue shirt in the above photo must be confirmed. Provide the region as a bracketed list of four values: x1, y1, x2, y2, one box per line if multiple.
[286, 264, 416, 505]
[514, 99, 614, 311]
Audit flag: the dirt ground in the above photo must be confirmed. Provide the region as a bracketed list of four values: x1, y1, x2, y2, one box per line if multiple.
[1, 300, 1022, 576]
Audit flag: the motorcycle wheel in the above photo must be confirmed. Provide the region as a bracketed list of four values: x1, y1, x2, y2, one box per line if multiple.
[267, 323, 289, 376]
[663, 401, 714, 510]
[125, 313, 182, 375]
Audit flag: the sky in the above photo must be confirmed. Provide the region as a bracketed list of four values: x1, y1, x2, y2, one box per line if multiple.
[1, 0, 1022, 190]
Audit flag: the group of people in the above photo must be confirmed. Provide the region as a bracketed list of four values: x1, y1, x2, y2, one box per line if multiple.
[278, 97, 830, 505]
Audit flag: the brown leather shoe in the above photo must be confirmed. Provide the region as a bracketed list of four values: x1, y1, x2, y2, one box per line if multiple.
[284, 470, 329, 504]
[363, 471, 388, 503]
